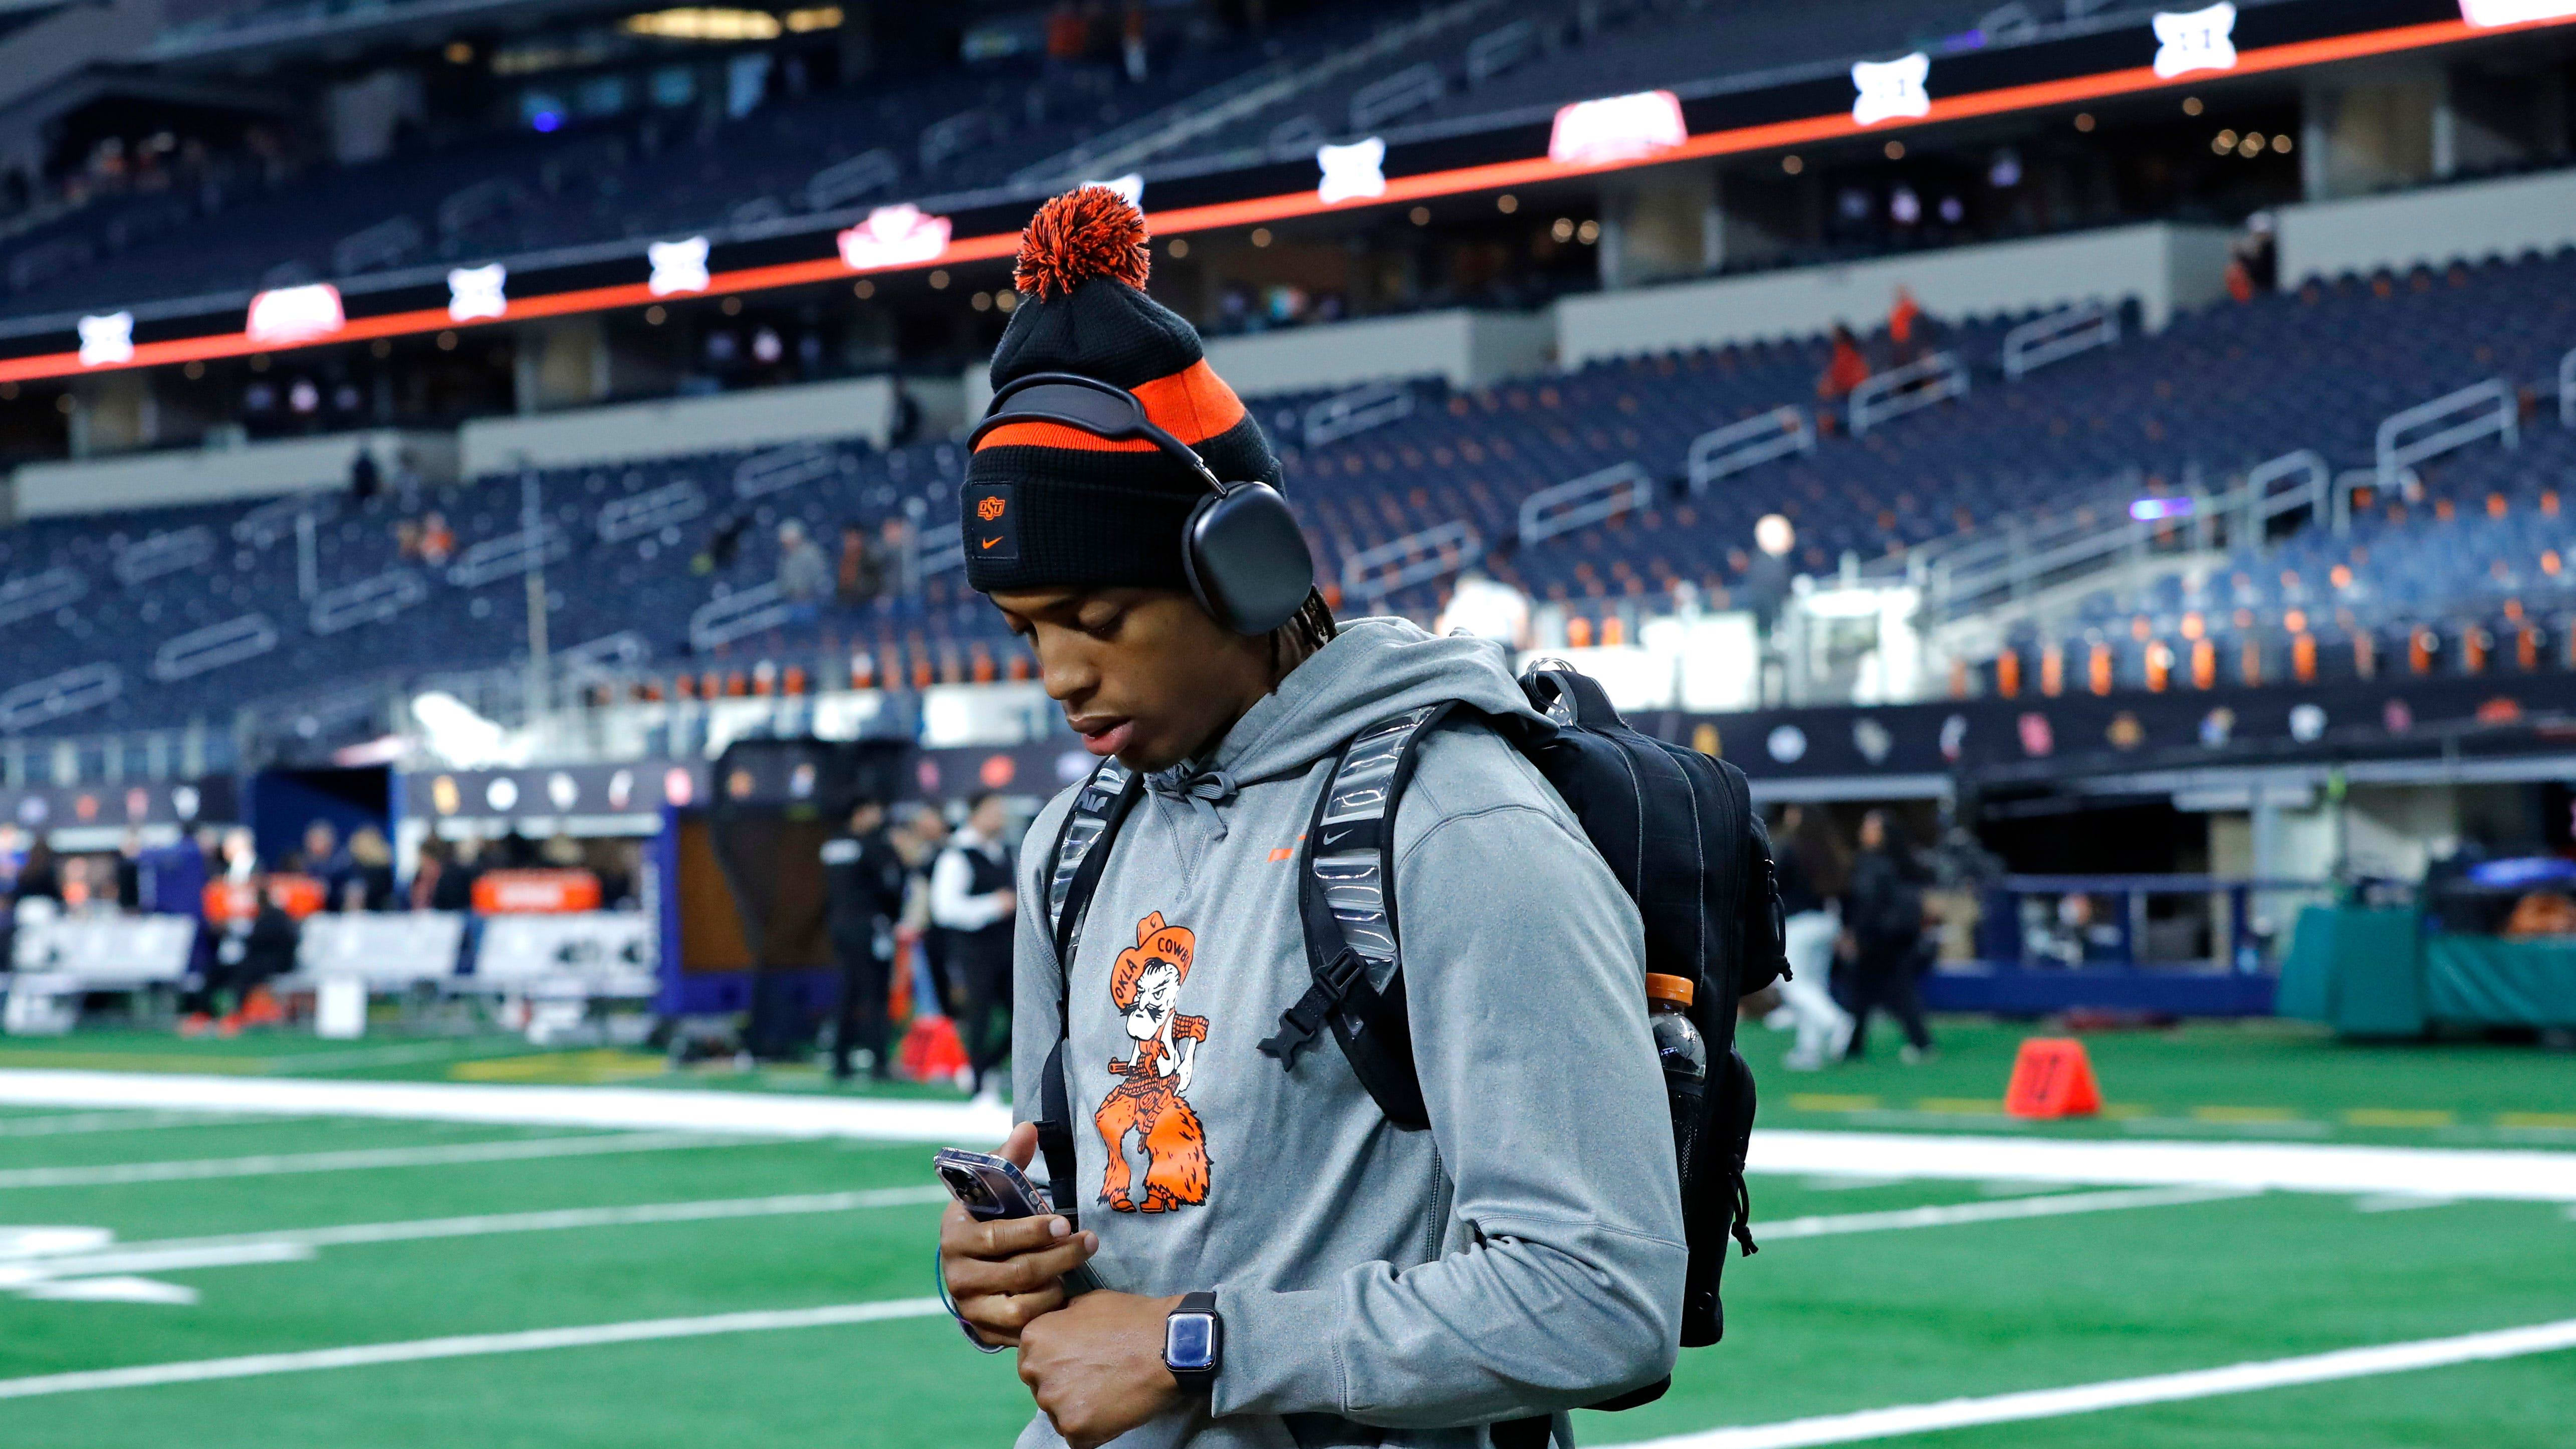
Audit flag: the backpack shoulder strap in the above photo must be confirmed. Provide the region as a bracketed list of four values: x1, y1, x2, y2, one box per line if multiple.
[1031, 759, 1143, 1221]
[1257, 703, 1453, 1132]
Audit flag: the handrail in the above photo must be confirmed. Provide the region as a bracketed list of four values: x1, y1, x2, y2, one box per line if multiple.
[2376, 377, 2514, 489]
[310, 568, 427, 635]
[597, 480, 708, 543]
[112, 526, 215, 587]
[2245, 448, 2330, 533]
[557, 630, 651, 681]
[2560, 345, 2575, 430]
[0, 565, 87, 628]
[1849, 351, 1968, 434]
[916, 524, 967, 576]
[1466, 18, 1536, 85]
[1350, 62, 1444, 132]
[688, 581, 794, 651]
[445, 525, 569, 589]
[232, 491, 327, 548]
[331, 214, 421, 275]
[919, 109, 994, 172]
[733, 442, 841, 499]
[1301, 382, 1415, 446]
[1519, 462, 1654, 545]
[150, 613, 279, 682]
[803, 148, 899, 213]
[1687, 406, 1813, 492]
[0, 664, 121, 733]
[1340, 521, 1482, 601]
[2001, 302, 2118, 380]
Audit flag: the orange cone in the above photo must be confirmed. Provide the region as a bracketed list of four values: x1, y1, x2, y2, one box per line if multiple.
[2003, 1037, 2102, 1118]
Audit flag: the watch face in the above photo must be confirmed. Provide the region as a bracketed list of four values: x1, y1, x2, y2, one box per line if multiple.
[1164, 1313, 1217, 1373]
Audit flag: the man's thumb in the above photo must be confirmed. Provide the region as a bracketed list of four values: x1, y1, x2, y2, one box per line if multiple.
[997, 1120, 1039, 1168]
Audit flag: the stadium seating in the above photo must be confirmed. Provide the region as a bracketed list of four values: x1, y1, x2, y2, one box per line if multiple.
[0, 0, 2018, 322]
[7, 240, 2573, 741]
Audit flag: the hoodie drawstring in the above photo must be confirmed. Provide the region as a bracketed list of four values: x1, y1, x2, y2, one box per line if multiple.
[1149, 766, 1240, 841]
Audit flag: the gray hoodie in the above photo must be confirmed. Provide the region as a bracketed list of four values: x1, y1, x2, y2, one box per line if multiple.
[1010, 617, 1686, 1449]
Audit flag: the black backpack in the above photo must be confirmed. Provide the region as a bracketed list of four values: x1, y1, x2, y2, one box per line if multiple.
[1034, 661, 1786, 1419]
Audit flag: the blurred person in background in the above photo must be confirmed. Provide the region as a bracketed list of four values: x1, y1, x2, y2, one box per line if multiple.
[896, 802, 956, 1014]
[1434, 566, 1531, 648]
[116, 829, 144, 910]
[15, 841, 60, 904]
[298, 820, 351, 898]
[1773, 805, 1856, 1071]
[1840, 808, 1936, 1064]
[410, 837, 449, 910]
[418, 511, 455, 566]
[823, 796, 909, 1082]
[221, 826, 258, 882]
[429, 834, 483, 912]
[931, 790, 1016, 1102]
[1743, 514, 1796, 644]
[837, 522, 880, 606]
[345, 826, 396, 910]
[187, 872, 296, 1036]
[777, 519, 829, 618]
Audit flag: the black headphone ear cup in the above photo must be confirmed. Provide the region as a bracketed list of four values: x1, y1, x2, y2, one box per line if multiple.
[1183, 483, 1315, 636]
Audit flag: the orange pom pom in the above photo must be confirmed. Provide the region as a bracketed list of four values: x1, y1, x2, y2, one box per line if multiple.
[1015, 186, 1150, 301]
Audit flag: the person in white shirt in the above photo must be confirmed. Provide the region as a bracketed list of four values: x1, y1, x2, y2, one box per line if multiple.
[931, 791, 1017, 1102]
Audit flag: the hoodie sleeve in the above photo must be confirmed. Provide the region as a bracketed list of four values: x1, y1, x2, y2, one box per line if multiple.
[1212, 726, 1687, 1427]
[1009, 789, 1079, 1138]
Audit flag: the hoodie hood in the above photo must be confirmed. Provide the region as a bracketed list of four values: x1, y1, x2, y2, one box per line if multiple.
[1180, 616, 1543, 791]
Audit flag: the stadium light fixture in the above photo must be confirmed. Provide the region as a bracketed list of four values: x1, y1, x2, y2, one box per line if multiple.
[623, 7, 781, 41]
[1315, 138, 1387, 205]
[76, 312, 132, 367]
[647, 237, 712, 296]
[1850, 53, 1932, 127]
[446, 264, 508, 323]
[2460, 0, 2576, 25]
[245, 284, 345, 346]
[1547, 89, 1686, 167]
[2153, 3, 2239, 78]
[836, 204, 951, 271]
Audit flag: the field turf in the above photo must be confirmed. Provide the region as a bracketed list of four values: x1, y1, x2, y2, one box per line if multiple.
[0, 1018, 2567, 1447]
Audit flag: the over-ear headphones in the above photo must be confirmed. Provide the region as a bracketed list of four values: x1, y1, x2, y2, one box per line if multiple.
[969, 371, 1315, 636]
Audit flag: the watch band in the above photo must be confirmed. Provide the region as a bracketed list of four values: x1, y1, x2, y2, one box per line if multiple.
[1164, 1290, 1222, 1393]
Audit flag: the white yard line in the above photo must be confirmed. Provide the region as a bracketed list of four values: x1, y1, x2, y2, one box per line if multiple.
[75, 1186, 954, 1261]
[1750, 1129, 2576, 1203]
[1610, 1317, 2576, 1449]
[0, 1132, 750, 1190]
[1756, 1185, 2252, 1241]
[0, 1298, 952, 1400]
[0, 1111, 279, 1138]
[0, 1069, 1012, 1144]
[3, 1071, 2572, 1201]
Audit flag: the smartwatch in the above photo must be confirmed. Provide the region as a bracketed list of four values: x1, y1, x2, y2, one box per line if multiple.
[1163, 1290, 1223, 1393]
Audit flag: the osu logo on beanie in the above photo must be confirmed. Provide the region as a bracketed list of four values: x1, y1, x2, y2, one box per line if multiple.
[961, 186, 1283, 597]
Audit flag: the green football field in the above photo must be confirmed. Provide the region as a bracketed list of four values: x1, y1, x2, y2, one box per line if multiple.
[0, 1019, 2568, 1448]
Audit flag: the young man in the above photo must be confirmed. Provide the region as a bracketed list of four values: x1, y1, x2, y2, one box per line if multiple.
[936, 188, 1682, 1449]
[933, 791, 1019, 1101]
[822, 797, 908, 1082]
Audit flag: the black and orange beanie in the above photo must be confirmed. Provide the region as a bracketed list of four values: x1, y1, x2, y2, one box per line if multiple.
[961, 187, 1281, 597]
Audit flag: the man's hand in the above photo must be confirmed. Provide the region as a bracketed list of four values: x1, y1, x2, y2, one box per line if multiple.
[1018, 1289, 1187, 1449]
[938, 1124, 1098, 1347]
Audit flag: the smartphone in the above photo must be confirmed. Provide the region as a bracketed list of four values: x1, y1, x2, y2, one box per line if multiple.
[933, 1147, 1101, 1296]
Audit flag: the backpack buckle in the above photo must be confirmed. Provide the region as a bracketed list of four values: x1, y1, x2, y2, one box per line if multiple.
[1257, 946, 1370, 1069]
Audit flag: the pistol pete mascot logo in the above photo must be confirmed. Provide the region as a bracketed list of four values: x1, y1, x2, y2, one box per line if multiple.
[1093, 912, 1212, 1212]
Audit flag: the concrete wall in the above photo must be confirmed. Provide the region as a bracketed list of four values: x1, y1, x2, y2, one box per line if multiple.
[1203, 309, 1554, 395]
[11, 429, 454, 518]
[460, 375, 894, 478]
[2276, 167, 2576, 284]
[1555, 223, 2235, 366]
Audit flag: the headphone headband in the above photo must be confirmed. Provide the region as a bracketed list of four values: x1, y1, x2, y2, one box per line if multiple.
[973, 372, 1228, 495]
